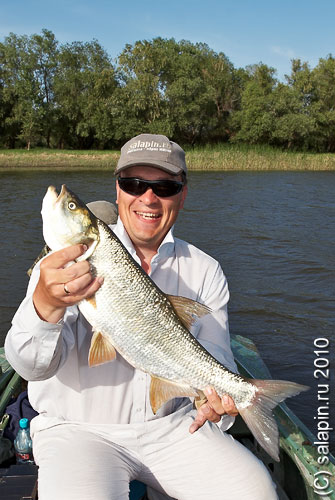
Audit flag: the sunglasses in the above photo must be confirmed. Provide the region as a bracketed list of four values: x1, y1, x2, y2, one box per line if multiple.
[118, 177, 184, 198]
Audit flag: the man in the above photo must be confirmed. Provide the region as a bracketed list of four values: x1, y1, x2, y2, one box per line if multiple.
[5, 134, 277, 499]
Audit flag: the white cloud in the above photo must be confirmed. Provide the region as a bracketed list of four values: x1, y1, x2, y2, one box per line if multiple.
[271, 46, 295, 59]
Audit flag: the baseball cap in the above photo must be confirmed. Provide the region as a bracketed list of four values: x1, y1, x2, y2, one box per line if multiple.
[115, 134, 187, 175]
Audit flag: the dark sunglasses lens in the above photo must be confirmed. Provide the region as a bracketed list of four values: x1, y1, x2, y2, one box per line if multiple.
[119, 178, 183, 197]
[118, 178, 147, 196]
[153, 182, 183, 197]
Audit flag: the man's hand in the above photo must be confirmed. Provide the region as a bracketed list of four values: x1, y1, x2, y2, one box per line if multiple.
[189, 387, 238, 433]
[33, 244, 103, 324]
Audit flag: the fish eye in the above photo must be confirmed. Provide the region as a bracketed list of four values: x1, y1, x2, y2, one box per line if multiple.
[68, 201, 77, 210]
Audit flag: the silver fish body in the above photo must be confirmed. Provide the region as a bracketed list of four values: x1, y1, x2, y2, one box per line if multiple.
[81, 218, 256, 406]
[41, 184, 309, 461]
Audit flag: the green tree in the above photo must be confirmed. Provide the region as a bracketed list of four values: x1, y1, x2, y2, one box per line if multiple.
[201, 51, 243, 141]
[29, 29, 59, 147]
[3, 29, 335, 151]
[310, 55, 335, 151]
[115, 38, 177, 141]
[282, 58, 331, 151]
[165, 40, 216, 144]
[0, 41, 11, 146]
[270, 82, 316, 150]
[53, 39, 117, 148]
[230, 64, 277, 144]
[0, 30, 59, 149]
[1, 33, 44, 149]
[116, 38, 235, 144]
[285, 59, 314, 109]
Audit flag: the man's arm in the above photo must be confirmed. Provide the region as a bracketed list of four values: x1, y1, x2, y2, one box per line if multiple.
[5, 244, 103, 381]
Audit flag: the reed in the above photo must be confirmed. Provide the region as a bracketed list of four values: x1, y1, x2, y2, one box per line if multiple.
[1, 145, 335, 171]
[0, 149, 119, 170]
[185, 144, 335, 171]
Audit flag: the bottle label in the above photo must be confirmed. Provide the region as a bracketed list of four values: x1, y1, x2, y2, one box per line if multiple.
[16, 452, 32, 461]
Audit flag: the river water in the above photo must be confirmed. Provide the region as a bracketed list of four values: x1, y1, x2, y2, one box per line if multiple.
[0, 170, 334, 451]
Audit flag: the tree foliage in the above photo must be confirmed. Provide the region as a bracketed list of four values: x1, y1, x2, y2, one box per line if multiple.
[1, 30, 335, 151]
[53, 39, 117, 148]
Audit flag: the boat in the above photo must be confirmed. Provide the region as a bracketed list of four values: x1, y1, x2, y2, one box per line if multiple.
[0, 335, 334, 500]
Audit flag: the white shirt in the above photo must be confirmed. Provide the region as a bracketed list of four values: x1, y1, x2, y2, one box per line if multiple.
[5, 218, 237, 433]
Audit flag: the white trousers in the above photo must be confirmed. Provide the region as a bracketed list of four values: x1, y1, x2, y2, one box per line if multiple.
[32, 405, 277, 500]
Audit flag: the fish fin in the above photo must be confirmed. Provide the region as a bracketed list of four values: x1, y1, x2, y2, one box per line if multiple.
[27, 244, 50, 276]
[238, 379, 309, 462]
[167, 295, 211, 329]
[150, 376, 198, 414]
[76, 239, 99, 262]
[194, 390, 207, 410]
[86, 296, 97, 308]
[88, 331, 117, 367]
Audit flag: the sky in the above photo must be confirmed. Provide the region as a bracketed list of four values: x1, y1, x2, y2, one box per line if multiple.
[1, 0, 334, 81]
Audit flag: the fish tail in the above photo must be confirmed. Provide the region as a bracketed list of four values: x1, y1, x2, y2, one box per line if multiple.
[238, 379, 309, 462]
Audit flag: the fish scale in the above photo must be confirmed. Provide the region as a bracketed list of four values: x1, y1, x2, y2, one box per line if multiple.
[41, 184, 309, 461]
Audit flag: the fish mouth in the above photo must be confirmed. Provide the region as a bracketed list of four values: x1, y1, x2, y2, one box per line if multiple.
[47, 184, 67, 205]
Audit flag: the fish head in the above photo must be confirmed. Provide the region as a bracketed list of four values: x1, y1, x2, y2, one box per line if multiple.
[42, 184, 100, 260]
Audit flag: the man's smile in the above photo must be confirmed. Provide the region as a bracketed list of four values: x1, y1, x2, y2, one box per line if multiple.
[134, 211, 162, 220]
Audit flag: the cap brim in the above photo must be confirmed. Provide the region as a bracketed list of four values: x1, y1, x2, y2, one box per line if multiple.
[115, 159, 183, 175]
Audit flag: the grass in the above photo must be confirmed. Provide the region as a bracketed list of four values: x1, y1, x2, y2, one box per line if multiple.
[0, 148, 119, 171]
[1, 144, 335, 171]
[185, 143, 335, 171]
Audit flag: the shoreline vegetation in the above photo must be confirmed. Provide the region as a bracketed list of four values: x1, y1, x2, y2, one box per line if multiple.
[2, 32, 335, 157]
[1, 145, 335, 172]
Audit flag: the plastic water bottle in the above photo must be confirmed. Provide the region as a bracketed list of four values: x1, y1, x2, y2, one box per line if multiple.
[14, 418, 34, 464]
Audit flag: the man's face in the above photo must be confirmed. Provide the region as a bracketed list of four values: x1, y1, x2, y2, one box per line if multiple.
[116, 165, 187, 252]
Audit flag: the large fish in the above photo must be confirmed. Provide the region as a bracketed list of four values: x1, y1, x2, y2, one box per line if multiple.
[41, 184, 309, 461]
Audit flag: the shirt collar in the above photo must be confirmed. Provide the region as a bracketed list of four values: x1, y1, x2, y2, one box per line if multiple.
[112, 217, 176, 261]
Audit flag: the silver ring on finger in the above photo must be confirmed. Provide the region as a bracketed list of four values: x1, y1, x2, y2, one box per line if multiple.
[63, 283, 71, 294]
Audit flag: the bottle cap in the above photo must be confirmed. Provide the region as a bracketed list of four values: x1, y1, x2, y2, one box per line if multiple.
[19, 418, 29, 429]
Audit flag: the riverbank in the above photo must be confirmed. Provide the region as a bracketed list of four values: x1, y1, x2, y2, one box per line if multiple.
[1, 144, 335, 170]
